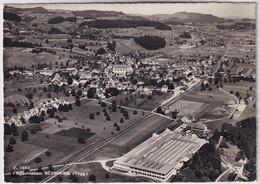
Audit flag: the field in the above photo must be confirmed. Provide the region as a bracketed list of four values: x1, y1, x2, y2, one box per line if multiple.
[108, 92, 172, 111]
[111, 114, 172, 148]
[167, 100, 203, 116]
[55, 128, 96, 139]
[4, 98, 150, 174]
[173, 84, 235, 120]
[226, 44, 255, 58]
[222, 81, 256, 99]
[3, 48, 66, 68]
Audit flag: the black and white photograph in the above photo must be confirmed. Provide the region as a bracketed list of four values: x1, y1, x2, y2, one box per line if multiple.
[1, 0, 257, 183]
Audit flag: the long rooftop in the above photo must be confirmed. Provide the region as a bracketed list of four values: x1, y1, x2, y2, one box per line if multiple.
[114, 129, 207, 175]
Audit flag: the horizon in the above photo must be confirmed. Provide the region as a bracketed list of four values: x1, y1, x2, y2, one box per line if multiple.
[7, 3, 256, 19]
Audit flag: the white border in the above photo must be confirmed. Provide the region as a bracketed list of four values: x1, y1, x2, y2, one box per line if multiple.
[0, 1, 258, 184]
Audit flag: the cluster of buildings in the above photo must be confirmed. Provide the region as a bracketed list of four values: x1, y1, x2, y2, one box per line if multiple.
[4, 98, 69, 126]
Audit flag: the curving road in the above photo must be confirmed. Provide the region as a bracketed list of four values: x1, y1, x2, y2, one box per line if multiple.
[201, 87, 239, 124]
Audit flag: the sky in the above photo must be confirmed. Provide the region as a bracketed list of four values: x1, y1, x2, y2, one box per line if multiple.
[8, 2, 256, 19]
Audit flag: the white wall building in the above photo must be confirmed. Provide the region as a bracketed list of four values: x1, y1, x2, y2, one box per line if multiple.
[112, 129, 208, 182]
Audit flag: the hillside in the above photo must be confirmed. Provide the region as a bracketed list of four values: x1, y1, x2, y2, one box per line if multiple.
[72, 10, 125, 18]
[4, 6, 49, 13]
[145, 11, 225, 25]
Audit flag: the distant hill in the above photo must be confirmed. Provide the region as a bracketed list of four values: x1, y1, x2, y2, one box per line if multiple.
[73, 10, 148, 21]
[72, 10, 125, 18]
[145, 11, 225, 25]
[4, 6, 49, 13]
[165, 11, 224, 24]
[80, 20, 172, 30]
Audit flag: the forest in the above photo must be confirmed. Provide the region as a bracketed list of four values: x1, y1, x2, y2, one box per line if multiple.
[134, 36, 166, 50]
[221, 117, 256, 181]
[80, 20, 172, 30]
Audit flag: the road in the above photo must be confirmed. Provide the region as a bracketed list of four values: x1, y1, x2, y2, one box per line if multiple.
[104, 64, 116, 87]
[213, 44, 230, 73]
[215, 156, 233, 182]
[216, 136, 223, 149]
[201, 87, 239, 123]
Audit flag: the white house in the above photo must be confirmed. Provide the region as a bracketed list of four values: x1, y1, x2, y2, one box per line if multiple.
[161, 85, 168, 92]
[112, 64, 133, 77]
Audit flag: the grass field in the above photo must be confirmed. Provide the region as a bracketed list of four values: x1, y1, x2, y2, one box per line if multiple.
[222, 81, 256, 99]
[55, 127, 95, 139]
[3, 48, 62, 68]
[111, 114, 172, 148]
[167, 100, 203, 116]
[181, 86, 235, 105]
[109, 92, 172, 111]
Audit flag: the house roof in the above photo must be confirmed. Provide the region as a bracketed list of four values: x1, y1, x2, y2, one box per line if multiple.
[113, 64, 132, 69]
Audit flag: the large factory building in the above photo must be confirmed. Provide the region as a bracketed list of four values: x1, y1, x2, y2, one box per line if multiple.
[112, 129, 208, 182]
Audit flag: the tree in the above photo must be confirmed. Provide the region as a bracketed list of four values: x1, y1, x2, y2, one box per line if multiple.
[101, 102, 107, 107]
[13, 108, 18, 113]
[9, 137, 16, 145]
[21, 130, 29, 141]
[230, 90, 233, 94]
[45, 151, 51, 156]
[34, 157, 42, 163]
[156, 106, 163, 114]
[106, 115, 111, 121]
[4, 124, 12, 135]
[68, 104, 73, 110]
[114, 123, 118, 127]
[89, 113, 94, 119]
[171, 110, 178, 119]
[116, 126, 120, 131]
[78, 137, 86, 144]
[105, 173, 109, 179]
[89, 174, 96, 182]
[235, 91, 240, 98]
[11, 123, 17, 133]
[67, 76, 73, 85]
[87, 88, 96, 98]
[58, 176, 63, 181]
[120, 118, 124, 124]
[133, 110, 137, 115]
[48, 164, 54, 171]
[43, 87, 48, 92]
[6, 144, 14, 152]
[47, 93, 52, 98]
[75, 99, 81, 106]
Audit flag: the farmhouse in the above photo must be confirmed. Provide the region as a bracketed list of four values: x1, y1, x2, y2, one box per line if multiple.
[161, 85, 168, 92]
[112, 64, 133, 77]
[112, 129, 208, 182]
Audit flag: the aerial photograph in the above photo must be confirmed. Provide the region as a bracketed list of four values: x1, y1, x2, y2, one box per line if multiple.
[2, 1, 257, 183]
